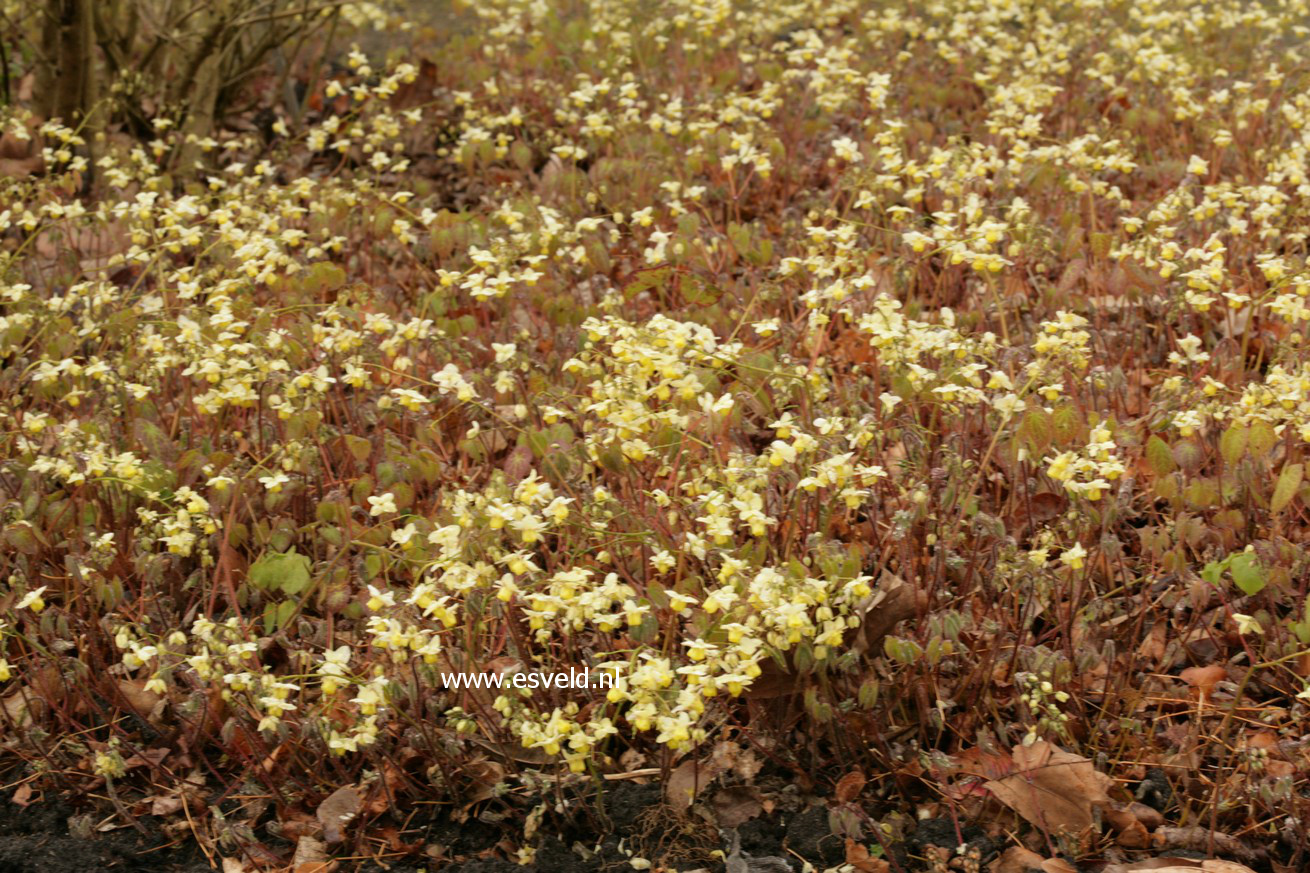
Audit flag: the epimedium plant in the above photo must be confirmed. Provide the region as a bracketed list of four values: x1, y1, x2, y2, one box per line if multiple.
[2, 0, 1310, 866]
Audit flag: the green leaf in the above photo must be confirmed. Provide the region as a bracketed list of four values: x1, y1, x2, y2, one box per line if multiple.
[133, 419, 177, 463]
[621, 265, 672, 302]
[883, 636, 923, 665]
[679, 272, 722, 306]
[1146, 436, 1176, 476]
[263, 599, 298, 634]
[1173, 439, 1204, 471]
[1229, 552, 1266, 596]
[1183, 479, 1218, 508]
[1051, 405, 1081, 444]
[3, 525, 40, 555]
[1090, 232, 1113, 258]
[1272, 462, 1303, 513]
[304, 261, 346, 295]
[249, 549, 312, 595]
[1248, 420, 1277, 458]
[1200, 559, 1227, 585]
[727, 221, 752, 255]
[1219, 424, 1248, 467]
[630, 613, 659, 644]
[525, 428, 550, 458]
[1019, 410, 1053, 453]
[344, 435, 372, 462]
[858, 678, 879, 708]
[1290, 595, 1310, 645]
[316, 501, 347, 524]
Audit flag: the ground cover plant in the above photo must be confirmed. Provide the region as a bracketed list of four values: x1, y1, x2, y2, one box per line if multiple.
[3, 0, 1310, 871]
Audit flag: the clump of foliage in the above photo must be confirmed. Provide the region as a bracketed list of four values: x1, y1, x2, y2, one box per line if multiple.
[3, 0, 1310, 869]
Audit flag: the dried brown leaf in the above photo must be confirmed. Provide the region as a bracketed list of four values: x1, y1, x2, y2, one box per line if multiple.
[855, 572, 920, 654]
[711, 785, 763, 827]
[984, 741, 1113, 836]
[844, 838, 891, 873]
[316, 785, 361, 844]
[1104, 862, 1258, 873]
[1179, 665, 1226, 700]
[1115, 818, 1152, 848]
[1126, 801, 1164, 831]
[11, 783, 35, 807]
[834, 769, 867, 804]
[989, 846, 1047, 873]
[461, 757, 506, 805]
[1137, 623, 1168, 667]
[150, 795, 185, 816]
[1155, 828, 1260, 863]
[665, 756, 725, 809]
[293, 835, 336, 873]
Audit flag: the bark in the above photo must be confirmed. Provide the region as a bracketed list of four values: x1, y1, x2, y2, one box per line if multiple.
[41, 0, 97, 126]
[175, 49, 223, 172]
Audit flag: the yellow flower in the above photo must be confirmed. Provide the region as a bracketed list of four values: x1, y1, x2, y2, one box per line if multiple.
[16, 587, 47, 612]
[1060, 544, 1087, 570]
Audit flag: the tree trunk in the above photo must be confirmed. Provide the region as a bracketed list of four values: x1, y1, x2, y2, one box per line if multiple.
[175, 50, 222, 174]
[41, 0, 97, 127]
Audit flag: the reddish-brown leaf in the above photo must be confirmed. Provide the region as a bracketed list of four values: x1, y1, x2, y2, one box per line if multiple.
[834, 769, 866, 804]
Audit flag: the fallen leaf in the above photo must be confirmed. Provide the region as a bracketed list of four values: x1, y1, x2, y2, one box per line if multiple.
[956, 746, 1015, 782]
[2, 682, 47, 727]
[461, 757, 506, 805]
[11, 783, 35, 807]
[122, 748, 170, 771]
[990, 846, 1047, 873]
[1180, 665, 1226, 702]
[665, 755, 724, 809]
[709, 740, 763, 782]
[117, 680, 164, 720]
[834, 769, 867, 803]
[1105, 858, 1261, 873]
[1137, 623, 1168, 666]
[293, 835, 337, 873]
[1126, 801, 1165, 831]
[465, 732, 551, 765]
[844, 838, 891, 873]
[149, 795, 185, 816]
[294, 834, 329, 865]
[0, 155, 44, 178]
[984, 741, 1113, 836]
[388, 58, 437, 110]
[1115, 818, 1152, 848]
[711, 785, 762, 828]
[1105, 802, 1158, 844]
[295, 864, 338, 873]
[855, 572, 920, 655]
[1156, 827, 1260, 863]
[316, 785, 361, 844]
[1043, 861, 1078, 873]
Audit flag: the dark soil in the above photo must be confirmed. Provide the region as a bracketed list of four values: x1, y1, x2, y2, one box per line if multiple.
[0, 793, 210, 873]
[781, 805, 844, 867]
[0, 780, 879, 873]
